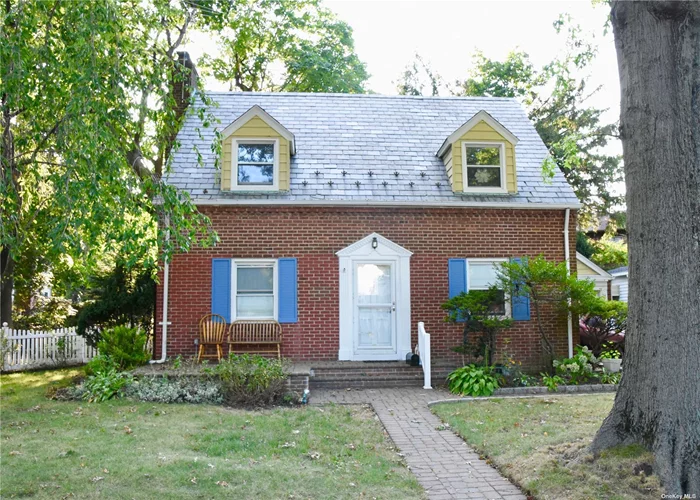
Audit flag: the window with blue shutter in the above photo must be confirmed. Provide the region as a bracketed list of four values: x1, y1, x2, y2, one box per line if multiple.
[211, 259, 232, 322]
[277, 258, 298, 323]
[510, 257, 531, 321]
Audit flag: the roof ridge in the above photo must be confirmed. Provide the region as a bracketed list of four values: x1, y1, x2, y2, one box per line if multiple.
[200, 91, 519, 101]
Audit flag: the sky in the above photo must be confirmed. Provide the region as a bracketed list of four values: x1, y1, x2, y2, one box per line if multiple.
[185, 0, 620, 123]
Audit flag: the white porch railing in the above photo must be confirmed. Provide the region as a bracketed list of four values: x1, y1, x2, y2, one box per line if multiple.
[1, 323, 98, 372]
[417, 321, 432, 389]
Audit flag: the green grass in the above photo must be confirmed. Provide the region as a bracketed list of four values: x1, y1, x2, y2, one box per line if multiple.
[432, 395, 661, 500]
[1, 369, 423, 499]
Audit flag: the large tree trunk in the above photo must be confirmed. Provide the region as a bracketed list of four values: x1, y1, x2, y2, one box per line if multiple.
[591, 1, 700, 494]
[0, 248, 13, 326]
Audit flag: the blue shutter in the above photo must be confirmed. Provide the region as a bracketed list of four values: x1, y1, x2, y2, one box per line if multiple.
[511, 257, 531, 321]
[448, 259, 468, 322]
[448, 258, 467, 298]
[278, 258, 298, 323]
[211, 259, 232, 322]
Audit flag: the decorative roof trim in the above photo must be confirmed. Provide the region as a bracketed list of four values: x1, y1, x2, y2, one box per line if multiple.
[221, 105, 296, 155]
[191, 198, 581, 209]
[336, 232, 413, 257]
[576, 252, 612, 279]
[437, 110, 519, 157]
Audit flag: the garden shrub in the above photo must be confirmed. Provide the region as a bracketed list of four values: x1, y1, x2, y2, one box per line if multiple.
[96, 326, 150, 370]
[553, 345, 597, 384]
[209, 354, 289, 407]
[82, 366, 133, 402]
[447, 364, 501, 397]
[442, 288, 513, 366]
[124, 376, 223, 404]
[76, 263, 155, 347]
[540, 373, 565, 392]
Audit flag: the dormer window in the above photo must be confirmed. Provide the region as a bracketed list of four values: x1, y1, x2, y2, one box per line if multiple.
[221, 105, 295, 192]
[234, 139, 278, 189]
[437, 110, 518, 195]
[462, 142, 506, 192]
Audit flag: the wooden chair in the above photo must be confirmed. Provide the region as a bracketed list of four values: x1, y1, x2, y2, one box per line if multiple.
[197, 314, 227, 362]
[228, 320, 283, 359]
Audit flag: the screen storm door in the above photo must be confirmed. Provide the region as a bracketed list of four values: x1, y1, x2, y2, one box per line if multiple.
[353, 262, 397, 356]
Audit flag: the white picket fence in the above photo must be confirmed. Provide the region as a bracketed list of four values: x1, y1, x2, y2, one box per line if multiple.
[1, 323, 98, 372]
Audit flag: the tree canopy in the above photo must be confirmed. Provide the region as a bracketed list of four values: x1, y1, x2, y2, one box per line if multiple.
[199, 0, 369, 93]
[1, 0, 369, 327]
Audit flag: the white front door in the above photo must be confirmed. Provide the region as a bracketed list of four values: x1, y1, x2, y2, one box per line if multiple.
[353, 262, 396, 357]
[337, 233, 412, 361]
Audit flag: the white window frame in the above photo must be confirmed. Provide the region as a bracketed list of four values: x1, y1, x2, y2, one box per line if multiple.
[467, 258, 511, 318]
[231, 138, 280, 191]
[461, 141, 507, 194]
[230, 259, 278, 321]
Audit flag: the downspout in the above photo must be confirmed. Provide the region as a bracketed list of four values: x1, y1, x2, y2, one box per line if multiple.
[150, 219, 171, 364]
[564, 208, 573, 358]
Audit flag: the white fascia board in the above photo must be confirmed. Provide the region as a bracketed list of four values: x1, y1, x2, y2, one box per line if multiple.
[221, 105, 296, 155]
[576, 251, 613, 279]
[437, 110, 519, 158]
[193, 198, 581, 210]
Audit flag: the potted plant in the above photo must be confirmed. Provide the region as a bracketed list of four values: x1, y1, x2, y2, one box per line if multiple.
[599, 347, 622, 373]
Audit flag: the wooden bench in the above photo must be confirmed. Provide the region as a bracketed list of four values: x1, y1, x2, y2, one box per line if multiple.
[228, 320, 282, 359]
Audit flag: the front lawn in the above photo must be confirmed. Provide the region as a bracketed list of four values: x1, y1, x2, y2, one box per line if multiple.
[432, 395, 661, 500]
[1, 369, 423, 499]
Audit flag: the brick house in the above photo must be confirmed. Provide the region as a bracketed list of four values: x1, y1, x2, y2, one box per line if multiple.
[156, 81, 580, 373]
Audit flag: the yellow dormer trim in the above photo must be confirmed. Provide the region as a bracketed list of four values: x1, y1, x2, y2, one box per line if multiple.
[438, 111, 518, 194]
[221, 106, 294, 192]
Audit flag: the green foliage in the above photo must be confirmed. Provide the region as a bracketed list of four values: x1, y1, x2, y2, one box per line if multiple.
[576, 232, 596, 259]
[82, 365, 133, 403]
[599, 344, 621, 360]
[553, 346, 597, 385]
[395, 53, 444, 96]
[77, 265, 155, 347]
[95, 326, 150, 370]
[598, 370, 621, 385]
[591, 238, 628, 270]
[200, 0, 368, 93]
[496, 256, 600, 369]
[456, 50, 540, 99]
[447, 364, 501, 397]
[209, 354, 289, 407]
[540, 373, 565, 392]
[442, 288, 513, 366]
[1, 0, 221, 326]
[580, 300, 627, 355]
[124, 376, 223, 404]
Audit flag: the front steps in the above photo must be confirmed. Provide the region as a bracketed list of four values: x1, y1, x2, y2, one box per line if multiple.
[308, 361, 425, 390]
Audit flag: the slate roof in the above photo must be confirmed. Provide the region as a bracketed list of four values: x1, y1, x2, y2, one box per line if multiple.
[167, 92, 580, 207]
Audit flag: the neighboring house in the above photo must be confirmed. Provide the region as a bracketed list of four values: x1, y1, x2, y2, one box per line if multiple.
[576, 252, 612, 299]
[609, 266, 629, 302]
[155, 56, 582, 371]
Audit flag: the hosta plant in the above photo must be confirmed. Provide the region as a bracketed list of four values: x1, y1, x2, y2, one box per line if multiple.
[447, 364, 501, 397]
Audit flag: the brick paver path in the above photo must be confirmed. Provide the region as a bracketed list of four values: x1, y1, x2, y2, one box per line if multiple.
[312, 388, 526, 500]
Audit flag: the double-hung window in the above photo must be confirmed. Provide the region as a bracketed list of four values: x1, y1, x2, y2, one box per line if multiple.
[233, 139, 279, 190]
[233, 260, 277, 320]
[467, 258, 509, 316]
[462, 142, 506, 193]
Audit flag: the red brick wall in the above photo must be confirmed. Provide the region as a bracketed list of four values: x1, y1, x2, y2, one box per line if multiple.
[155, 206, 578, 370]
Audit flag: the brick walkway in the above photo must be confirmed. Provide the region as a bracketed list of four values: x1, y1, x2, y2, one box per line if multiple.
[311, 388, 526, 500]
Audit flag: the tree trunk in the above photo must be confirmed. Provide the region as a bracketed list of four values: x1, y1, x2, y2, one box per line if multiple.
[591, 1, 700, 494]
[0, 247, 13, 326]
